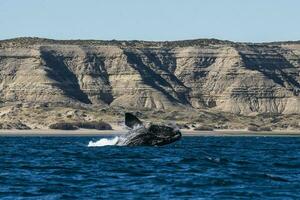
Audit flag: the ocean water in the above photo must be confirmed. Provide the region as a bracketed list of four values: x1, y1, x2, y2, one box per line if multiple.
[0, 135, 300, 199]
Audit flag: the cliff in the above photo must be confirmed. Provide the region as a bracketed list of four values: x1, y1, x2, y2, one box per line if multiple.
[0, 37, 299, 117]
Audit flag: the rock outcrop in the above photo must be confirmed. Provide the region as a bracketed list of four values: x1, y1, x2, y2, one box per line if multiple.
[0, 37, 299, 115]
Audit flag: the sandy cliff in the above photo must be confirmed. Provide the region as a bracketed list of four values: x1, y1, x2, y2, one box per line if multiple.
[0, 38, 299, 116]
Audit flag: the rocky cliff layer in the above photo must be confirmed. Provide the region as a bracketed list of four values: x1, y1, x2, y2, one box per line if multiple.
[0, 38, 299, 115]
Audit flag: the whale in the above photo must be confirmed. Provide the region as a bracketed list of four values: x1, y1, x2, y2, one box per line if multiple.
[116, 113, 182, 146]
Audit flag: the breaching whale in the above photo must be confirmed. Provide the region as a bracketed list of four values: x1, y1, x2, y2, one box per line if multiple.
[116, 113, 182, 146]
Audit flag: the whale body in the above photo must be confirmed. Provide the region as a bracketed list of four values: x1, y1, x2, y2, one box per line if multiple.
[116, 113, 182, 146]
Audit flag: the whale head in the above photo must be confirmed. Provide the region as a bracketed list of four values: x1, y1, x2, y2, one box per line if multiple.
[118, 113, 182, 146]
[145, 123, 182, 146]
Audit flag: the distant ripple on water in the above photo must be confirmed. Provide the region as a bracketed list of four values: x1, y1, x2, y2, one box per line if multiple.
[0, 136, 300, 199]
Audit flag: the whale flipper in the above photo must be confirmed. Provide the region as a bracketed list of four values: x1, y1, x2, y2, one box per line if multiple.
[125, 113, 143, 128]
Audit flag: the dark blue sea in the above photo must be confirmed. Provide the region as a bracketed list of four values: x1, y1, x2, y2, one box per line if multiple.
[1, 135, 300, 199]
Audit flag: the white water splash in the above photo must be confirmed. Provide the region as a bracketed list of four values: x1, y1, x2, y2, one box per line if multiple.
[87, 124, 147, 147]
[88, 136, 119, 147]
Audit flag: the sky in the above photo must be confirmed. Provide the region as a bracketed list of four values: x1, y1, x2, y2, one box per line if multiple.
[0, 0, 299, 42]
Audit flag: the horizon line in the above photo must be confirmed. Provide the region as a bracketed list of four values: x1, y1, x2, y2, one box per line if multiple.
[1, 36, 300, 44]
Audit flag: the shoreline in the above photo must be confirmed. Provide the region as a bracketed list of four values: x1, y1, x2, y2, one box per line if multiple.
[0, 128, 300, 136]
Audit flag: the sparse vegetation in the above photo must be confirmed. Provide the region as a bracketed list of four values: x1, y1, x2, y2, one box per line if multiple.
[71, 121, 112, 130]
[0, 121, 30, 130]
[176, 123, 190, 129]
[260, 127, 272, 131]
[248, 126, 259, 132]
[0, 37, 233, 49]
[49, 121, 112, 130]
[248, 126, 272, 132]
[194, 125, 214, 131]
[49, 123, 78, 130]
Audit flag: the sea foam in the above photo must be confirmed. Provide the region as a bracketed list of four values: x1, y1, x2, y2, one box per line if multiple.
[88, 137, 119, 147]
[87, 124, 146, 147]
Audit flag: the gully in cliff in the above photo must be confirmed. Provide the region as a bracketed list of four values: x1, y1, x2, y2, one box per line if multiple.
[116, 113, 182, 146]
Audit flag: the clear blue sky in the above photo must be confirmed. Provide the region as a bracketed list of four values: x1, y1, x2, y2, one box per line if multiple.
[0, 0, 299, 42]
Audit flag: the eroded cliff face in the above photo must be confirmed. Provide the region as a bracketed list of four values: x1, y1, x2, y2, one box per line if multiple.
[0, 38, 299, 115]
